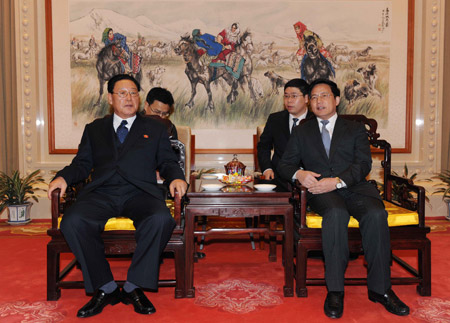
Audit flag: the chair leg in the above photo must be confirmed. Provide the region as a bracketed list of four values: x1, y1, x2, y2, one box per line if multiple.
[296, 241, 308, 297]
[258, 215, 266, 250]
[268, 218, 277, 262]
[47, 245, 61, 301]
[199, 216, 206, 250]
[173, 246, 186, 298]
[244, 217, 256, 250]
[417, 238, 432, 296]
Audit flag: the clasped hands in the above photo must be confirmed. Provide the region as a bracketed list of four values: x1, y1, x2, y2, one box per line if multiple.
[296, 170, 337, 195]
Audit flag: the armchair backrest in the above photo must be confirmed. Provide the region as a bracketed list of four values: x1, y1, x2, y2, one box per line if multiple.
[337, 114, 391, 198]
[253, 125, 265, 173]
[176, 126, 195, 182]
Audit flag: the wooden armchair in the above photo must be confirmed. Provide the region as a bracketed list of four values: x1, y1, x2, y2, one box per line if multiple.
[47, 128, 195, 301]
[292, 114, 431, 297]
[47, 187, 186, 300]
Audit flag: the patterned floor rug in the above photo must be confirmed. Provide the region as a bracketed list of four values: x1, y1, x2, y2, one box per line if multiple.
[413, 298, 450, 322]
[194, 279, 283, 314]
[0, 301, 66, 322]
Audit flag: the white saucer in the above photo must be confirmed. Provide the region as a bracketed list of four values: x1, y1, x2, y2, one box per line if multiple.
[201, 184, 225, 191]
[254, 184, 276, 191]
[202, 174, 218, 180]
[211, 173, 226, 180]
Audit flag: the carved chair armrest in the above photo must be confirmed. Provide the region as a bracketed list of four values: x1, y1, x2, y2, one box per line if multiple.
[172, 189, 183, 229]
[385, 174, 426, 227]
[292, 180, 309, 228]
[50, 188, 62, 229]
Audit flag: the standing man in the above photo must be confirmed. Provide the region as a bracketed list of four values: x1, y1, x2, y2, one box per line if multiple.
[257, 78, 312, 188]
[48, 74, 187, 318]
[278, 79, 409, 319]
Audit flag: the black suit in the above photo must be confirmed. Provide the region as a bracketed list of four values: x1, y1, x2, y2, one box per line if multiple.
[278, 116, 391, 294]
[257, 110, 313, 182]
[57, 114, 185, 293]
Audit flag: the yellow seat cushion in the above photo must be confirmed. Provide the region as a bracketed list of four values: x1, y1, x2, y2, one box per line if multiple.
[58, 200, 175, 231]
[305, 200, 419, 228]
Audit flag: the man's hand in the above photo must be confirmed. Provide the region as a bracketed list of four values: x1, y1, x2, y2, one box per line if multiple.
[296, 170, 321, 188]
[263, 169, 275, 180]
[48, 177, 68, 199]
[169, 179, 188, 197]
[308, 177, 338, 195]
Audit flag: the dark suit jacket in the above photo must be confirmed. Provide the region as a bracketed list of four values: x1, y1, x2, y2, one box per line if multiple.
[277, 116, 380, 200]
[56, 113, 185, 201]
[257, 109, 313, 176]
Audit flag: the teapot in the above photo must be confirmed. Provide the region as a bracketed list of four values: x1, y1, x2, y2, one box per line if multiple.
[224, 154, 246, 175]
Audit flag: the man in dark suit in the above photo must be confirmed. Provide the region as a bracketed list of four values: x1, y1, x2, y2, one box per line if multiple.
[48, 74, 187, 318]
[144, 87, 178, 140]
[278, 79, 409, 319]
[257, 78, 312, 188]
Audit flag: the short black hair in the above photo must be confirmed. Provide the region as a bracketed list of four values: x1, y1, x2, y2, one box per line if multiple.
[107, 74, 141, 94]
[308, 78, 340, 97]
[284, 78, 309, 96]
[146, 87, 175, 113]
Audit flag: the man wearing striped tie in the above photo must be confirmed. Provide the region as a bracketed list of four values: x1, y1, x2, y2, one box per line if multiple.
[278, 79, 409, 319]
[257, 78, 313, 189]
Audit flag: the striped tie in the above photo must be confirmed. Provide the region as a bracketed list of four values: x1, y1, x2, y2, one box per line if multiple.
[321, 120, 330, 157]
[291, 118, 299, 133]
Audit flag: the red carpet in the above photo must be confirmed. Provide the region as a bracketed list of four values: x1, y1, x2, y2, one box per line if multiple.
[0, 219, 449, 322]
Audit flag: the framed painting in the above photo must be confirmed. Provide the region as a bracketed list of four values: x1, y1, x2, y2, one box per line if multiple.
[46, 0, 413, 154]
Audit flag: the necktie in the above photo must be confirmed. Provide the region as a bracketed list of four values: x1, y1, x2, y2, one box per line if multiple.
[321, 120, 330, 157]
[291, 118, 299, 133]
[117, 120, 129, 143]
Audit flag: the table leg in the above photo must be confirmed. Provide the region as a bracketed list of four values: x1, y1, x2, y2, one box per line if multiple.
[283, 206, 294, 297]
[185, 208, 195, 298]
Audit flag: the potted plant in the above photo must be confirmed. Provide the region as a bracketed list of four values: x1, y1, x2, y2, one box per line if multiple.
[432, 170, 450, 220]
[0, 169, 46, 225]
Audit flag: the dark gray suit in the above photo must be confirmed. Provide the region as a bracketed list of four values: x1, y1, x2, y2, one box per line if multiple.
[278, 116, 391, 294]
[57, 114, 185, 293]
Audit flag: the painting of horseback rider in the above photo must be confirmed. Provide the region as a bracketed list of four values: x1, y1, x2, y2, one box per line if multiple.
[214, 23, 241, 63]
[294, 21, 331, 61]
[192, 29, 223, 57]
[102, 28, 134, 74]
[293, 21, 335, 83]
[192, 29, 223, 69]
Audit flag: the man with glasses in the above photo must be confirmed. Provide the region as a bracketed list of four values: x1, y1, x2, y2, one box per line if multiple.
[257, 78, 313, 188]
[278, 79, 409, 319]
[144, 87, 178, 140]
[48, 74, 187, 318]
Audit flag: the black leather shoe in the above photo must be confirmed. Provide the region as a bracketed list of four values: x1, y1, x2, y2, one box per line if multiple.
[324, 291, 344, 319]
[77, 287, 121, 318]
[368, 289, 410, 316]
[122, 288, 156, 314]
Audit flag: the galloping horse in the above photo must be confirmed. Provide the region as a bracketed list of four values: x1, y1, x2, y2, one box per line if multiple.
[94, 42, 142, 107]
[174, 30, 256, 111]
[301, 35, 335, 83]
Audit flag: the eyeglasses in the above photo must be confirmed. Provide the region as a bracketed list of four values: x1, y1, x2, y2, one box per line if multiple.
[310, 93, 333, 101]
[150, 106, 170, 118]
[113, 90, 140, 98]
[283, 94, 303, 99]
